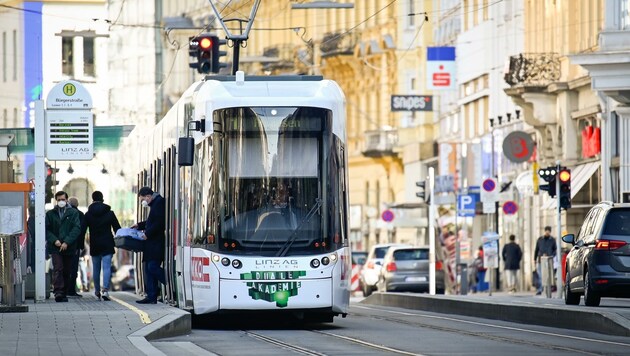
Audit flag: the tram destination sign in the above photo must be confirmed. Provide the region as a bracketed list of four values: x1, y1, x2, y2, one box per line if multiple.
[45, 110, 94, 160]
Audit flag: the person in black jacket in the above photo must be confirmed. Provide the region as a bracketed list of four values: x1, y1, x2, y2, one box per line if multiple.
[501, 234, 523, 293]
[84, 191, 121, 301]
[133, 186, 166, 304]
[67, 197, 87, 298]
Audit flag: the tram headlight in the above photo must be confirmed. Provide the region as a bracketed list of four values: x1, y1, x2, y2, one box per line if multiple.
[212, 255, 220, 263]
[221, 257, 230, 266]
[232, 259, 242, 269]
[329, 253, 338, 262]
[321, 257, 330, 265]
[310, 259, 320, 268]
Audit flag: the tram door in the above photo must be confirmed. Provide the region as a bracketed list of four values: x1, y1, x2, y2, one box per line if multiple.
[163, 147, 177, 304]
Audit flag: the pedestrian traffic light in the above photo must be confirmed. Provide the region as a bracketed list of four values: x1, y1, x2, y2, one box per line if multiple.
[416, 180, 430, 204]
[538, 166, 557, 197]
[559, 168, 571, 209]
[211, 35, 228, 73]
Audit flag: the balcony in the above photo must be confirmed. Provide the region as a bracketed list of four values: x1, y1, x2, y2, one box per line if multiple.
[362, 129, 398, 158]
[504, 53, 560, 87]
[320, 32, 359, 58]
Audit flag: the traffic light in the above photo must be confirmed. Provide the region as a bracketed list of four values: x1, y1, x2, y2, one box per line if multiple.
[416, 180, 430, 203]
[188, 34, 227, 74]
[211, 35, 228, 73]
[559, 169, 571, 209]
[538, 166, 557, 197]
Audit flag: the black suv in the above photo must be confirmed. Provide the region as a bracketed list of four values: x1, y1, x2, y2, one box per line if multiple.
[562, 202, 630, 306]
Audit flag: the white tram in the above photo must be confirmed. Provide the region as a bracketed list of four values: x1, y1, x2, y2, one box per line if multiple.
[136, 73, 350, 322]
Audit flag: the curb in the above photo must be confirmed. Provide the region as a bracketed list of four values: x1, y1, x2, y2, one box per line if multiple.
[362, 293, 630, 337]
[128, 308, 192, 356]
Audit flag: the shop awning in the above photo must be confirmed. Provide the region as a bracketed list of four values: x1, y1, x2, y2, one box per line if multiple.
[541, 161, 600, 210]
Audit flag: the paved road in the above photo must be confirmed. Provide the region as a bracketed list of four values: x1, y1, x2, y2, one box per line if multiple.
[153, 297, 630, 355]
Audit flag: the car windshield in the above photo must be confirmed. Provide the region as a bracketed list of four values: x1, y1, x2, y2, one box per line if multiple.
[352, 252, 367, 265]
[374, 247, 390, 259]
[603, 208, 630, 241]
[394, 249, 429, 261]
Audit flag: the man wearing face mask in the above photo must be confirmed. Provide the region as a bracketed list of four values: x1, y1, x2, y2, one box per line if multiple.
[45, 191, 81, 302]
[133, 187, 166, 304]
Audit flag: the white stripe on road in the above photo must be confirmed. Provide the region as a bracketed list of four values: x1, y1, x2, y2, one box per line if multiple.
[353, 305, 630, 348]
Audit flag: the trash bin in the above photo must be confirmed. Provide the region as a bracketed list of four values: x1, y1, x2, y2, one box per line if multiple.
[0, 234, 28, 312]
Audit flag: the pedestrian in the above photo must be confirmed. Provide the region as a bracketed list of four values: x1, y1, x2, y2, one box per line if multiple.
[502, 234, 523, 293]
[67, 197, 87, 298]
[474, 246, 489, 292]
[45, 191, 81, 302]
[84, 191, 121, 301]
[534, 226, 557, 295]
[133, 186, 166, 304]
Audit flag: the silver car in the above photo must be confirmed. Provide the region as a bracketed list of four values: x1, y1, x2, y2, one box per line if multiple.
[376, 246, 445, 294]
[359, 243, 411, 297]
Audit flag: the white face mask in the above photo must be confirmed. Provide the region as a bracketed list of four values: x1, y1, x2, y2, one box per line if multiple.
[141, 200, 149, 208]
[57, 200, 67, 208]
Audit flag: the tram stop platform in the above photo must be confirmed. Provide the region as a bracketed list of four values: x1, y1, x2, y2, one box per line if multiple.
[363, 291, 630, 337]
[0, 291, 191, 356]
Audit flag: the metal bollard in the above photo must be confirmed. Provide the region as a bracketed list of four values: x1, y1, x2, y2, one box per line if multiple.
[459, 263, 468, 295]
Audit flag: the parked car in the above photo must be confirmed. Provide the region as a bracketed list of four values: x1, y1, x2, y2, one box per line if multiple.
[359, 243, 411, 297]
[563, 202, 630, 306]
[376, 246, 445, 294]
[352, 251, 368, 267]
[111, 264, 136, 291]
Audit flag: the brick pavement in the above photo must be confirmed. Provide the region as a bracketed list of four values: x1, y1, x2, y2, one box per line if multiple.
[0, 292, 187, 356]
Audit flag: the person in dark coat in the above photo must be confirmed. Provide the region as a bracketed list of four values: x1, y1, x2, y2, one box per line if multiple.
[84, 191, 121, 301]
[534, 226, 557, 295]
[67, 197, 87, 298]
[133, 186, 166, 304]
[45, 191, 81, 302]
[502, 234, 523, 293]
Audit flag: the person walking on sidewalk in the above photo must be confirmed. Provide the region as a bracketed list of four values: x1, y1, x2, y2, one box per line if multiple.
[534, 226, 557, 295]
[133, 187, 166, 304]
[502, 234, 523, 293]
[66, 197, 87, 298]
[45, 191, 81, 302]
[84, 191, 121, 301]
[474, 246, 489, 292]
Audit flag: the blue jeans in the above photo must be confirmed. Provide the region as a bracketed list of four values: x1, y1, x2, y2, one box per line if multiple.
[144, 260, 166, 301]
[477, 270, 489, 292]
[92, 254, 113, 292]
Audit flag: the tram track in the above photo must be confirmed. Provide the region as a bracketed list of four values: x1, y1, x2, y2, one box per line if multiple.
[350, 306, 616, 356]
[243, 329, 423, 355]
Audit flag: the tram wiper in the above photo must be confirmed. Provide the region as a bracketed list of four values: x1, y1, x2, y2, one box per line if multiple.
[275, 198, 322, 257]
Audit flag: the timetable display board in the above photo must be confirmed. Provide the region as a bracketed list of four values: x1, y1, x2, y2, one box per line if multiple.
[45, 110, 93, 160]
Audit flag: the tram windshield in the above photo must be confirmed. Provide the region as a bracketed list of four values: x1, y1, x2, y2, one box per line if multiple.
[215, 107, 342, 256]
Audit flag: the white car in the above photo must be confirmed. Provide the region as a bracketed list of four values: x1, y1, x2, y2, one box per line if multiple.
[359, 243, 411, 296]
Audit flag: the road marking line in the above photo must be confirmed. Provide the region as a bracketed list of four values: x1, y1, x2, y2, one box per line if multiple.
[354, 305, 630, 347]
[111, 296, 152, 324]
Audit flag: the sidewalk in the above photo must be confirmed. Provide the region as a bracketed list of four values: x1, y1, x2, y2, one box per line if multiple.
[0, 292, 190, 356]
[362, 290, 630, 337]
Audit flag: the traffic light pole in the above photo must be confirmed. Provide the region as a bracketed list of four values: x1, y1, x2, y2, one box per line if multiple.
[555, 160, 563, 299]
[428, 167, 436, 295]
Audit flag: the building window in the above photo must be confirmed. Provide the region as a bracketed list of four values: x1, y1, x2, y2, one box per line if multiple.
[62, 36, 73, 76]
[12, 30, 17, 81]
[621, 0, 630, 29]
[611, 111, 619, 157]
[13, 108, 17, 127]
[83, 37, 95, 77]
[3, 109, 6, 127]
[408, 0, 415, 27]
[2, 31, 6, 82]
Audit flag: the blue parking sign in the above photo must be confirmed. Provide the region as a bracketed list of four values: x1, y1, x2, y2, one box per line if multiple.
[458, 194, 476, 217]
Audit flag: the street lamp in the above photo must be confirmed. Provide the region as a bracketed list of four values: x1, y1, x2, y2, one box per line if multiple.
[291, 1, 354, 9]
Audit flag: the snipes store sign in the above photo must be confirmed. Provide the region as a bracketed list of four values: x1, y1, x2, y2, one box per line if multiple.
[391, 95, 432, 112]
[240, 270, 306, 308]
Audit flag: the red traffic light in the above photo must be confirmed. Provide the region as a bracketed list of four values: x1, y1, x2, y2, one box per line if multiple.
[559, 169, 571, 182]
[199, 37, 212, 50]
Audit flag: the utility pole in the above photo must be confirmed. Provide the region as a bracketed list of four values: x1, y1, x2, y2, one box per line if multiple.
[429, 167, 436, 295]
[555, 160, 563, 298]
